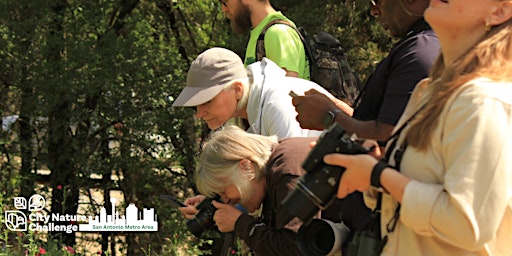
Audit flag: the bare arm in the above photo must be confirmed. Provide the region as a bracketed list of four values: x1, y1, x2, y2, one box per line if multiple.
[284, 69, 299, 77]
[322, 153, 410, 204]
[293, 89, 395, 141]
[334, 113, 395, 142]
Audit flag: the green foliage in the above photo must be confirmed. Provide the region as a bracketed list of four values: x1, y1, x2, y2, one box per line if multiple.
[0, 0, 394, 254]
[273, 0, 395, 82]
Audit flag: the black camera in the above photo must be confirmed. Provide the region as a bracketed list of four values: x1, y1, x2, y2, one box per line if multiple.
[281, 123, 369, 223]
[186, 195, 220, 237]
[297, 219, 350, 256]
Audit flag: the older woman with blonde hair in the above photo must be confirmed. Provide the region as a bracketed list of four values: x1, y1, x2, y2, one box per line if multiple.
[180, 125, 340, 255]
[325, 0, 512, 255]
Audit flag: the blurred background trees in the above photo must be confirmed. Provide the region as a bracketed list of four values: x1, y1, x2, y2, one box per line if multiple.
[0, 0, 393, 255]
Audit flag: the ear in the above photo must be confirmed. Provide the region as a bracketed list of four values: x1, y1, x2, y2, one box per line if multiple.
[238, 159, 255, 178]
[232, 81, 244, 100]
[488, 1, 512, 26]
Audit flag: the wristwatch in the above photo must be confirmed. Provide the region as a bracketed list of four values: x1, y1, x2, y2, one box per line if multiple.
[322, 109, 342, 129]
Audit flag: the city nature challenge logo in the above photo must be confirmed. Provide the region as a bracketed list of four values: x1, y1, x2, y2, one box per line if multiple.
[4, 194, 158, 233]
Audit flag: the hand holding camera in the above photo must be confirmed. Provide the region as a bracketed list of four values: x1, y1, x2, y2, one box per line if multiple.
[175, 195, 204, 219]
[281, 123, 372, 256]
[211, 201, 243, 233]
[185, 195, 221, 237]
[281, 123, 370, 223]
[323, 153, 379, 199]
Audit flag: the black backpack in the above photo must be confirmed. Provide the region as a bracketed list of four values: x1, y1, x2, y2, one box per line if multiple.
[256, 19, 362, 106]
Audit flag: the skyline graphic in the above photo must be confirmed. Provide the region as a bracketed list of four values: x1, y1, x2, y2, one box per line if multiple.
[79, 198, 158, 232]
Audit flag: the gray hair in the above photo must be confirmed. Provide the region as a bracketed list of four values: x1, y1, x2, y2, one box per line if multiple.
[195, 125, 278, 203]
[222, 77, 250, 111]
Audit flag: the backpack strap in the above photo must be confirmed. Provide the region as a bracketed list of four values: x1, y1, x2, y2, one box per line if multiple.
[256, 20, 318, 80]
[255, 20, 308, 59]
[256, 19, 292, 61]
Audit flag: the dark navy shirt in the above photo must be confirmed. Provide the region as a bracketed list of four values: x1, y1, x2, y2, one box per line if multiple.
[340, 19, 439, 254]
[353, 19, 440, 125]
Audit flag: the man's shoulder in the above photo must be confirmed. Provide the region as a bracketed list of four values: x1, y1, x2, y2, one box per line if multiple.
[260, 14, 298, 39]
[399, 29, 439, 51]
[389, 29, 440, 63]
[255, 12, 294, 31]
[263, 12, 295, 25]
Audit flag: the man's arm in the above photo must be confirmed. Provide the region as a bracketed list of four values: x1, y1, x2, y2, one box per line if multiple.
[293, 89, 394, 141]
[334, 112, 395, 142]
[284, 69, 298, 77]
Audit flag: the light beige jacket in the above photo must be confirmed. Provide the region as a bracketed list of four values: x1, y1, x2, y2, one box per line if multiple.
[366, 78, 512, 256]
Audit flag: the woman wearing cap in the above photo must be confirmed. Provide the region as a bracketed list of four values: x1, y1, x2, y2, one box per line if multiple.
[322, 0, 512, 255]
[171, 47, 337, 139]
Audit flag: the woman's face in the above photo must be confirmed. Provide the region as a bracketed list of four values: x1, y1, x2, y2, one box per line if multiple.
[219, 178, 266, 213]
[195, 87, 239, 130]
[425, 0, 496, 38]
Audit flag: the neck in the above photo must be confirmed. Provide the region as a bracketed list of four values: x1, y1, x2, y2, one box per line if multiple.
[250, 2, 276, 27]
[439, 30, 485, 65]
[233, 107, 248, 120]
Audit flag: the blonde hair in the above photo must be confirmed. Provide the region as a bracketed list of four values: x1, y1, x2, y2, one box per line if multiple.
[195, 125, 278, 203]
[406, 18, 512, 150]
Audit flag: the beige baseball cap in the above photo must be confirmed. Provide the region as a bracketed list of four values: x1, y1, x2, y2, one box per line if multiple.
[172, 47, 247, 107]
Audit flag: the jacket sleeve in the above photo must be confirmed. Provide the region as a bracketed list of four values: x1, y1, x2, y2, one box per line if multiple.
[234, 213, 303, 256]
[400, 81, 512, 250]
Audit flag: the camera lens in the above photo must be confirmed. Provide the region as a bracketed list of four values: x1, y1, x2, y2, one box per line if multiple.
[297, 219, 349, 256]
[281, 183, 323, 223]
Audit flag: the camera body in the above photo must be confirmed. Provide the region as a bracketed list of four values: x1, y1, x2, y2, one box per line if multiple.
[186, 195, 220, 237]
[281, 123, 369, 223]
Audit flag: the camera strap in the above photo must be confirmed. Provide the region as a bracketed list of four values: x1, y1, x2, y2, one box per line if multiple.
[347, 103, 426, 256]
[373, 102, 428, 251]
[220, 232, 238, 256]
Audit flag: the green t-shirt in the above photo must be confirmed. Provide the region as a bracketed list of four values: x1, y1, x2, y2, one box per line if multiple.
[244, 12, 310, 80]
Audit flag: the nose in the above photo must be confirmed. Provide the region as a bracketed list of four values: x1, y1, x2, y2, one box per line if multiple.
[195, 105, 206, 118]
[221, 4, 228, 13]
[219, 194, 230, 204]
[370, 5, 380, 17]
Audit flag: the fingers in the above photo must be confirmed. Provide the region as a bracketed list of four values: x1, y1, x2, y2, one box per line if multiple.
[211, 200, 223, 209]
[184, 195, 206, 206]
[304, 88, 319, 95]
[323, 153, 351, 199]
[212, 202, 241, 233]
[361, 139, 377, 149]
[337, 178, 355, 199]
[178, 205, 198, 220]
[323, 153, 351, 167]
[358, 139, 383, 159]
[292, 95, 304, 108]
[323, 153, 375, 198]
